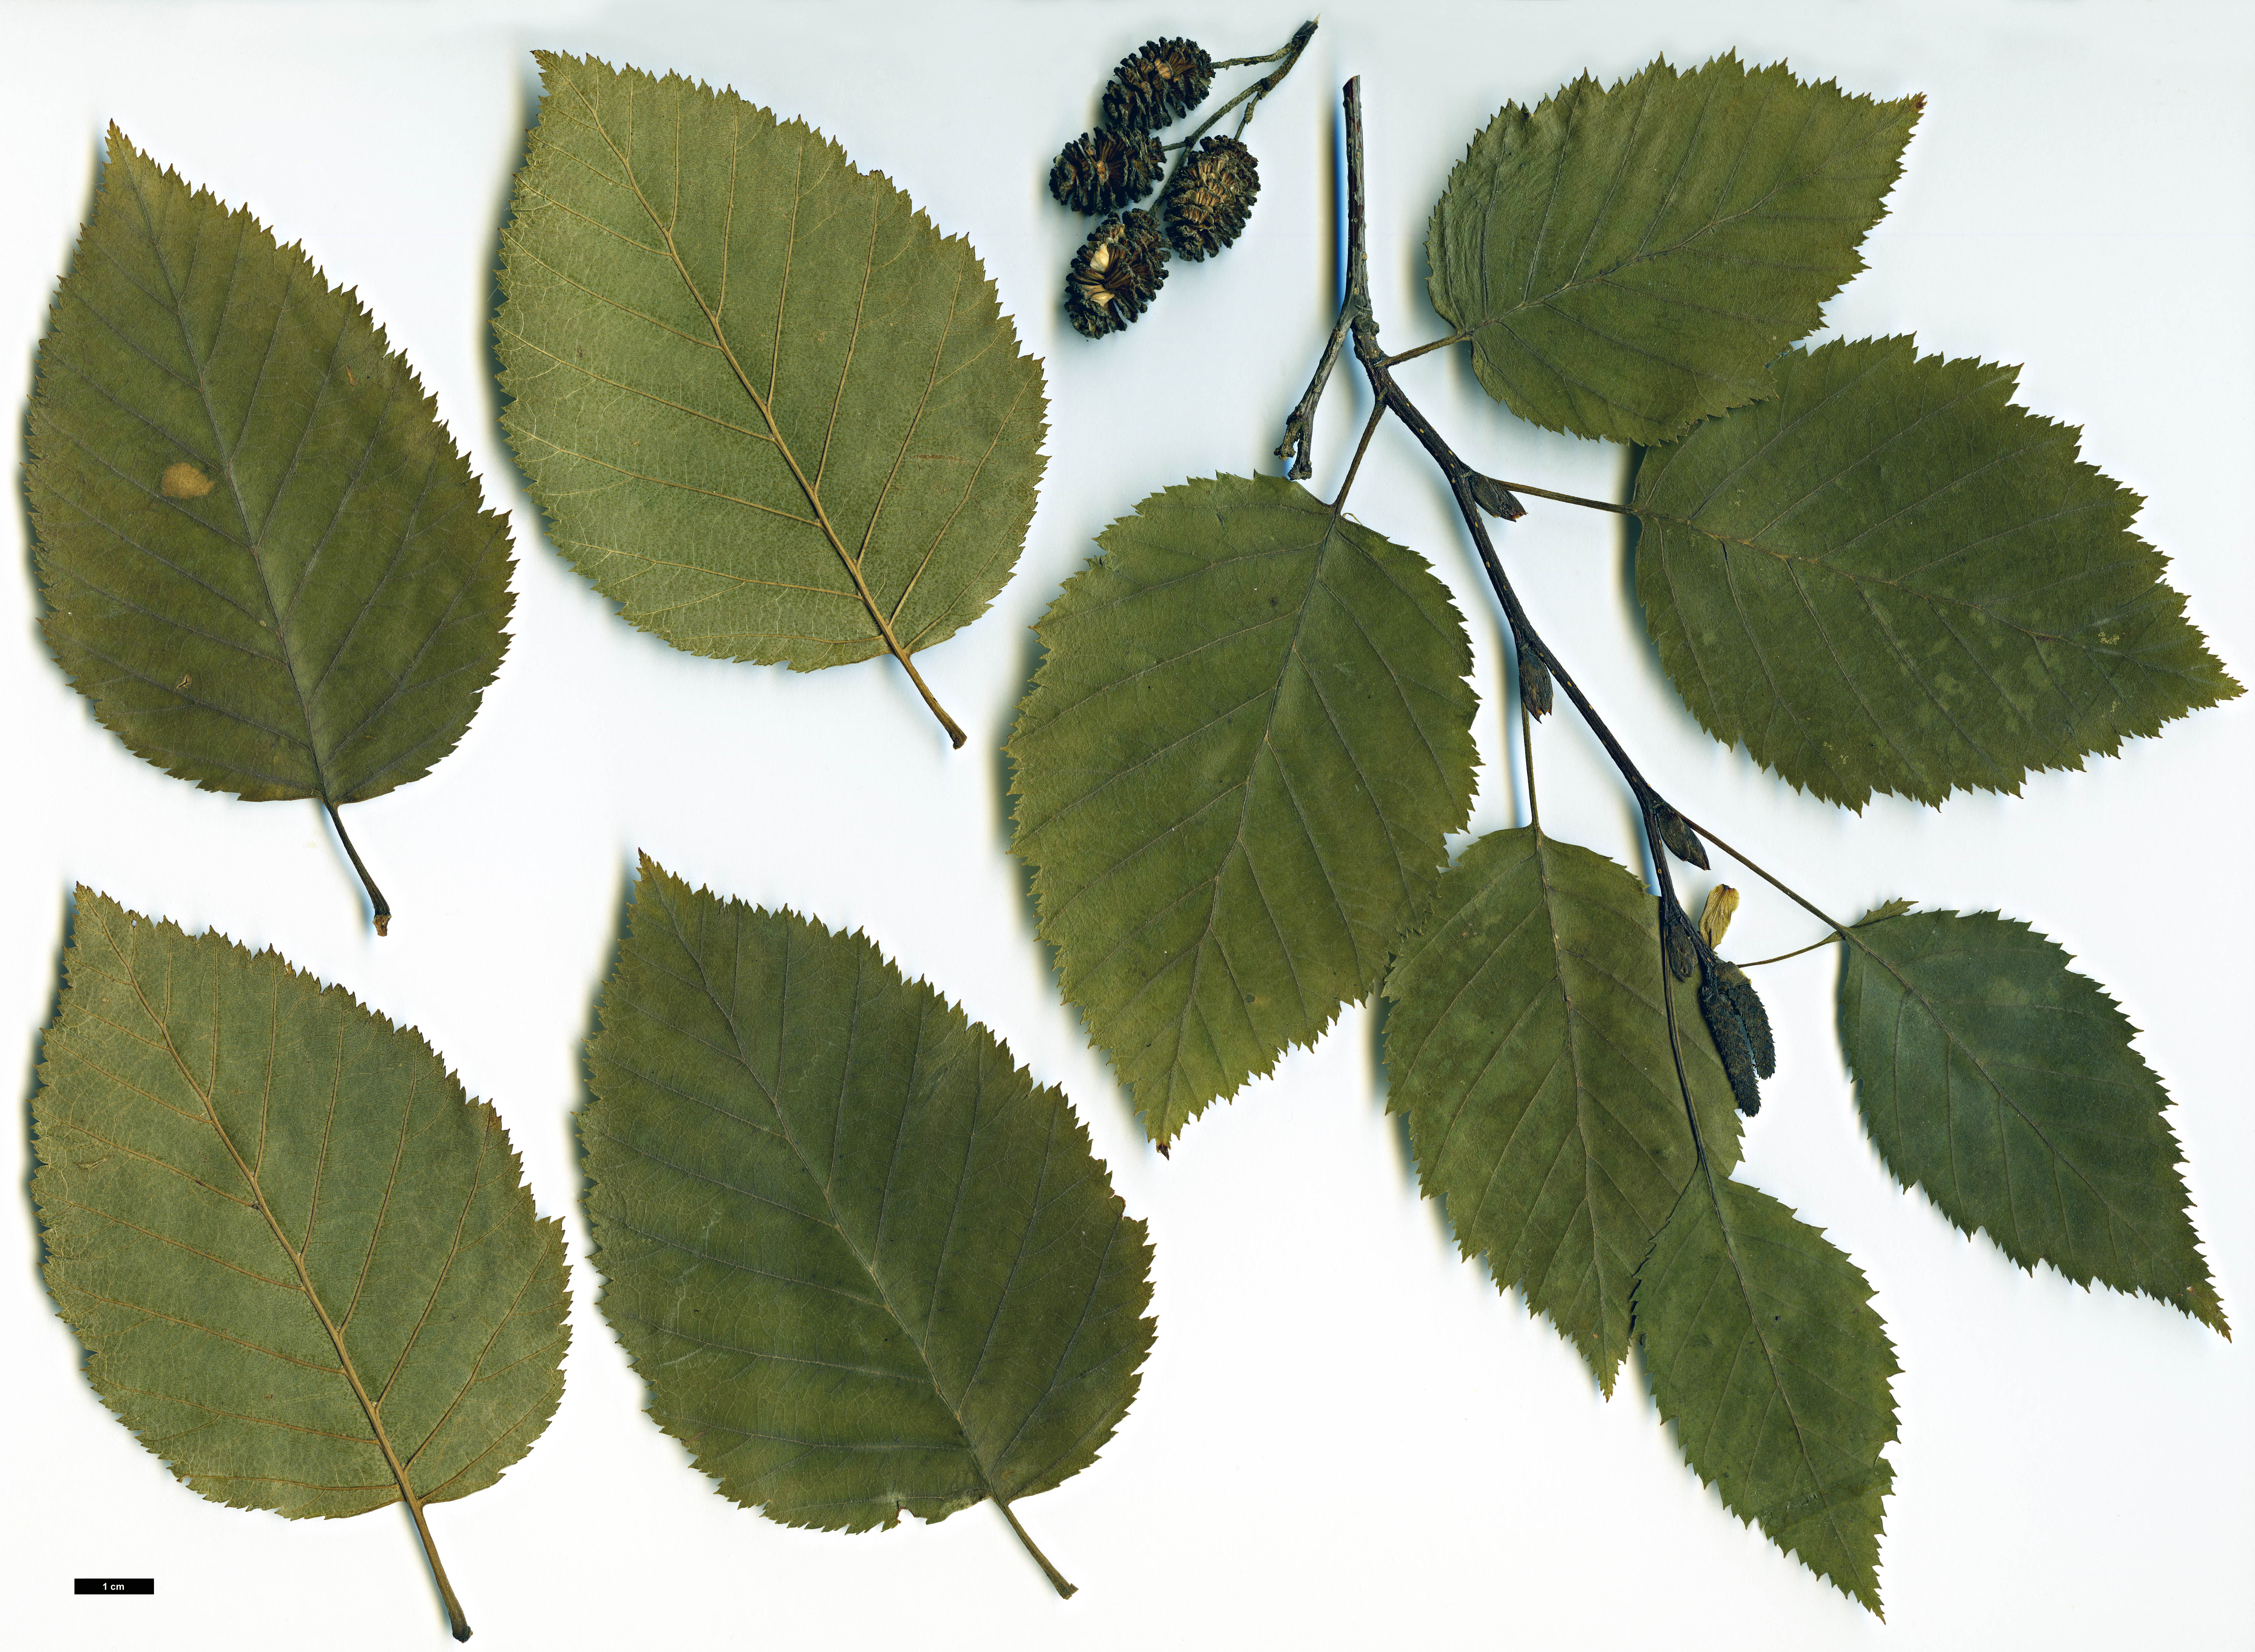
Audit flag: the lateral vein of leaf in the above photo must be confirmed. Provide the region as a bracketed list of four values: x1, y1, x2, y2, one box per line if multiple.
[112, 1383, 382, 1445]
[1029, 608, 1295, 736]
[664, 1417, 954, 1453]
[618, 1312, 929, 1383]
[1777, 556, 1932, 786]
[131, 166, 344, 805]
[509, 439, 820, 527]
[1699, 528, 1854, 797]
[34, 444, 272, 628]
[58, 281, 201, 395]
[954, 1100, 1057, 1428]
[43, 1119, 256, 1207]
[300, 430, 450, 701]
[337, 1067, 419, 1334]
[894, 321, 1034, 641]
[57, 1282, 341, 1373]
[403, 1246, 559, 1471]
[1672, 345, 1899, 507]
[1037, 534, 1318, 626]
[276, 345, 404, 644]
[654, 890, 997, 1476]
[1477, 93, 1899, 329]
[418, 1381, 564, 1504]
[62, 638, 308, 752]
[561, 77, 935, 692]
[984, 1205, 1125, 1486]
[1317, 572, 1455, 808]
[851, 254, 960, 588]
[1293, 592, 1418, 905]
[813, 182, 883, 494]
[496, 244, 727, 354]
[1850, 581, 2018, 775]
[95, 901, 444, 1524]
[1261, 733, 1364, 994]
[1855, 938, 2192, 1278]
[52, 1195, 300, 1289]
[1023, 702, 1273, 917]
[316, 540, 511, 798]
[602, 1207, 882, 1304]
[375, 1118, 490, 1406]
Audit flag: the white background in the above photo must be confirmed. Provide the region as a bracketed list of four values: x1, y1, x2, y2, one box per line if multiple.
[3, 2, 2250, 1648]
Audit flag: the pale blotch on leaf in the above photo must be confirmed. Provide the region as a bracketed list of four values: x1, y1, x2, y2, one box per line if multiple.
[158, 460, 213, 499]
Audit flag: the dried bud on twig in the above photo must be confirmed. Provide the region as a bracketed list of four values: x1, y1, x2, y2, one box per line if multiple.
[1101, 37, 1214, 132]
[1162, 135, 1260, 260]
[1654, 804, 1709, 869]
[1049, 129, 1167, 215]
[1065, 209, 1170, 339]
[1470, 473, 1526, 520]
[1517, 645, 1553, 719]
[1664, 909, 1698, 981]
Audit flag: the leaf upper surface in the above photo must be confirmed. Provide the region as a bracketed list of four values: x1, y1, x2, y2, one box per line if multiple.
[1009, 474, 1479, 1145]
[1838, 906, 2225, 1333]
[583, 856, 1155, 1535]
[1382, 828, 1744, 1391]
[1633, 336, 2242, 807]
[33, 889, 569, 1523]
[1636, 1171, 1899, 1613]
[27, 132, 514, 805]
[495, 53, 1045, 680]
[1427, 55, 1917, 445]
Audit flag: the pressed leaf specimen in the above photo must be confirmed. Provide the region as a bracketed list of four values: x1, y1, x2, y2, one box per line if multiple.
[494, 54, 1046, 748]
[26, 131, 516, 935]
[582, 855, 1155, 1597]
[32, 889, 570, 1641]
[1010, 57, 2234, 1611]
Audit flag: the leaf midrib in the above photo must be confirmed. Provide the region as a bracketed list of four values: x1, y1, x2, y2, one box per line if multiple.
[1688, 1168, 1879, 1598]
[558, 72, 932, 685]
[658, 888, 1019, 1509]
[96, 902, 436, 1518]
[1453, 89, 1900, 343]
[1841, 923, 2212, 1314]
[126, 158, 336, 801]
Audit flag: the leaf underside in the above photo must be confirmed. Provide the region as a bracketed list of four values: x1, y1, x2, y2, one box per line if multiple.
[1633, 335, 2241, 808]
[496, 53, 1045, 676]
[1838, 906, 2225, 1334]
[1427, 54, 1917, 445]
[1636, 1171, 1899, 1613]
[1382, 827, 1744, 1393]
[28, 130, 513, 806]
[583, 855, 1155, 1533]
[1009, 474, 1478, 1146]
[33, 889, 569, 1521]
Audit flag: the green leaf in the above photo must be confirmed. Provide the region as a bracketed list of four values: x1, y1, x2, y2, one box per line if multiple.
[495, 52, 1046, 747]
[583, 855, 1154, 1597]
[1837, 906, 2226, 1334]
[1009, 473, 1479, 1146]
[26, 132, 514, 923]
[1633, 336, 2242, 808]
[1427, 55, 1916, 445]
[33, 889, 569, 1641]
[1381, 827, 1744, 1393]
[1635, 1170, 1899, 1614]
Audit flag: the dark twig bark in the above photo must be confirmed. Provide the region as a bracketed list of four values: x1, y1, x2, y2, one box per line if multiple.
[1288, 78, 1842, 1121]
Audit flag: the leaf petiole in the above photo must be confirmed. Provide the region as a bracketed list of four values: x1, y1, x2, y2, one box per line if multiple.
[995, 1498, 1077, 1599]
[323, 800, 392, 937]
